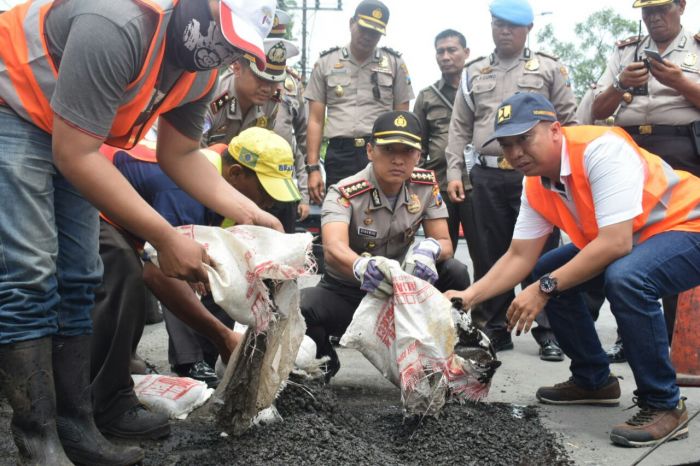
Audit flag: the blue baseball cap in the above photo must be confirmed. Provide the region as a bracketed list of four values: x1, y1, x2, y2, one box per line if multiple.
[483, 93, 558, 146]
[489, 0, 534, 26]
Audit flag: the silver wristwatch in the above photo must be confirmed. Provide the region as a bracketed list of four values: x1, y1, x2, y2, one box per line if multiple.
[612, 72, 628, 93]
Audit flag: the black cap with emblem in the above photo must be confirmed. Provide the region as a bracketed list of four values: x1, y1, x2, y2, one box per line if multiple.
[371, 111, 422, 151]
[354, 0, 390, 35]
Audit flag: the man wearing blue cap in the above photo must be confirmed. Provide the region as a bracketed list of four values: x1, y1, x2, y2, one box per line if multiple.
[447, 92, 700, 448]
[444, 0, 578, 361]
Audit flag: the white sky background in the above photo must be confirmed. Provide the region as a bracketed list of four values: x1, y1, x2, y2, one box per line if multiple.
[289, 0, 700, 96]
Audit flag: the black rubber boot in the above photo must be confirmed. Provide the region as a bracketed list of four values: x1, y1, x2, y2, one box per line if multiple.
[0, 337, 74, 466]
[53, 335, 144, 466]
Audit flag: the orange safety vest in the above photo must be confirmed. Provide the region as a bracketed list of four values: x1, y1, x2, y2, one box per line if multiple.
[525, 126, 700, 249]
[0, 0, 217, 149]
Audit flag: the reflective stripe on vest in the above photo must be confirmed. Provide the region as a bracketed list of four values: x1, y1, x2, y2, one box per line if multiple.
[0, 0, 217, 149]
[524, 126, 700, 249]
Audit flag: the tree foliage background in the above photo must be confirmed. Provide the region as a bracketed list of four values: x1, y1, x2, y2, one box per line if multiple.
[536, 8, 638, 100]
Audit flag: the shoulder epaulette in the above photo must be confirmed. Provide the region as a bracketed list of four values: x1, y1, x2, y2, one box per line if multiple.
[319, 46, 340, 58]
[695, 32, 700, 43]
[410, 169, 436, 185]
[616, 35, 641, 48]
[338, 179, 373, 199]
[535, 50, 559, 61]
[465, 56, 487, 68]
[381, 46, 402, 58]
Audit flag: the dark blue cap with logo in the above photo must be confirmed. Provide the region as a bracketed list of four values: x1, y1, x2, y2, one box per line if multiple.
[483, 92, 558, 146]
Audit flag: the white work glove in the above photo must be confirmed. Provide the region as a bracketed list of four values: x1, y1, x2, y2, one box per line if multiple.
[403, 238, 441, 285]
[353, 255, 395, 297]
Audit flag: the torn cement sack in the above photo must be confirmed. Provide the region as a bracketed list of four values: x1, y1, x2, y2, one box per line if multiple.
[340, 262, 498, 416]
[144, 224, 313, 332]
[132, 374, 213, 420]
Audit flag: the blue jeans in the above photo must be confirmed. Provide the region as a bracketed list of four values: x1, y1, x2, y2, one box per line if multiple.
[0, 107, 102, 344]
[533, 231, 700, 409]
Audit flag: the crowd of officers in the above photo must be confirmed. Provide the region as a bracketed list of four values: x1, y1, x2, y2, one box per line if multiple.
[0, 0, 699, 463]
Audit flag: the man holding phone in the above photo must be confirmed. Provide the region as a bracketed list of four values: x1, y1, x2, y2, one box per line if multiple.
[591, 0, 700, 363]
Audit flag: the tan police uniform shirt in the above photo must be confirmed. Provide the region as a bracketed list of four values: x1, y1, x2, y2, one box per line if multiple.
[445, 48, 578, 184]
[322, 163, 447, 286]
[413, 78, 457, 192]
[202, 68, 277, 146]
[595, 28, 700, 126]
[273, 73, 309, 204]
[304, 45, 415, 138]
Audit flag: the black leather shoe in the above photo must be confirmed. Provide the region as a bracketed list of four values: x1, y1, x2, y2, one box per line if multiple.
[174, 360, 219, 388]
[488, 332, 514, 353]
[99, 404, 170, 441]
[539, 340, 565, 362]
[606, 341, 626, 363]
[322, 346, 341, 384]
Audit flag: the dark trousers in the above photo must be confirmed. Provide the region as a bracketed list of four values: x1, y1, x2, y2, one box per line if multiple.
[90, 221, 145, 426]
[268, 201, 298, 234]
[301, 258, 470, 358]
[469, 165, 559, 344]
[163, 295, 234, 369]
[324, 138, 370, 188]
[444, 190, 487, 281]
[629, 133, 699, 341]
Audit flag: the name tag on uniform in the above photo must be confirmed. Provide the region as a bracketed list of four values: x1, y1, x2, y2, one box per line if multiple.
[358, 227, 378, 238]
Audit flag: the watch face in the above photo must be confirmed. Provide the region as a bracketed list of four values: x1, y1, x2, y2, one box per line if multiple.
[540, 276, 557, 294]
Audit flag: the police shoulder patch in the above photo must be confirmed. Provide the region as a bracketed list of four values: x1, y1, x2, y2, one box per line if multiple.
[320, 46, 340, 57]
[381, 46, 402, 58]
[410, 169, 436, 185]
[210, 92, 230, 114]
[535, 50, 559, 61]
[338, 179, 373, 199]
[616, 35, 641, 48]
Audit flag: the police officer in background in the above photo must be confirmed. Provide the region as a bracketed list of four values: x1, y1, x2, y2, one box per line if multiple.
[592, 0, 700, 362]
[304, 0, 414, 204]
[268, 9, 311, 228]
[300, 111, 470, 381]
[444, 0, 578, 360]
[414, 29, 483, 274]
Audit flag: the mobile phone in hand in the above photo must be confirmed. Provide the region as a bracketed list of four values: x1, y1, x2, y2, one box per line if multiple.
[644, 49, 664, 63]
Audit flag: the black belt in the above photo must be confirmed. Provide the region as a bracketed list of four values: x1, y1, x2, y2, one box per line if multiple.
[622, 124, 691, 137]
[329, 136, 373, 148]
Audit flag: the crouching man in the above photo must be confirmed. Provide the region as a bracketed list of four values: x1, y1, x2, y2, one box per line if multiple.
[301, 111, 470, 381]
[447, 92, 700, 447]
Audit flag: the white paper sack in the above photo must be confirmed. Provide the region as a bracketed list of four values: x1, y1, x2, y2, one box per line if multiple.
[293, 335, 328, 379]
[132, 374, 213, 420]
[144, 225, 314, 332]
[340, 263, 493, 416]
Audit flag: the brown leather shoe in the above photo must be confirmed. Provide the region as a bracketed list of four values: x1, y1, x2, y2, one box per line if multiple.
[536, 375, 621, 406]
[610, 398, 689, 447]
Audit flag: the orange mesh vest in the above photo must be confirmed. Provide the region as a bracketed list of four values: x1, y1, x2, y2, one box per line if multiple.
[0, 0, 217, 149]
[525, 126, 700, 249]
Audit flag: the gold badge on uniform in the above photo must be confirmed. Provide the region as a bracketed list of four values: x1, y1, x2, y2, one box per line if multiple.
[684, 53, 697, 67]
[480, 66, 493, 74]
[622, 92, 633, 104]
[394, 115, 408, 127]
[334, 62, 344, 69]
[407, 194, 421, 214]
[497, 105, 512, 124]
[364, 217, 373, 226]
[379, 56, 389, 69]
[524, 58, 540, 71]
[337, 197, 351, 208]
[559, 66, 568, 77]
[256, 116, 268, 128]
[366, 241, 376, 250]
[335, 85, 344, 97]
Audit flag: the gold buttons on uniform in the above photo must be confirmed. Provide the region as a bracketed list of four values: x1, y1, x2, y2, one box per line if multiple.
[335, 85, 344, 97]
[363, 217, 373, 226]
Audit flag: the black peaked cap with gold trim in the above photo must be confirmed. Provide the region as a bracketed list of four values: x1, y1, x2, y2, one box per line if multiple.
[354, 0, 389, 35]
[371, 111, 422, 151]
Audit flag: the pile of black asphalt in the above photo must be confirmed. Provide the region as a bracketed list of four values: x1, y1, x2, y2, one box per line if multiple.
[0, 378, 571, 465]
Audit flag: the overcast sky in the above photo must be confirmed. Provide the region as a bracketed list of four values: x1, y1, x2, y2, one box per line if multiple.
[289, 0, 700, 95]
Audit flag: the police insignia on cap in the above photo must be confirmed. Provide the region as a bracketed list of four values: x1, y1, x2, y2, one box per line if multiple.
[407, 194, 421, 214]
[394, 115, 408, 127]
[372, 8, 383, 19]
[497, 105, 512, 124]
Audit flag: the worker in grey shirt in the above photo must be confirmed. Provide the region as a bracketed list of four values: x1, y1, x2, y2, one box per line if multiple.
[303, 0, 414, 204]
[444, 0, 578, 361]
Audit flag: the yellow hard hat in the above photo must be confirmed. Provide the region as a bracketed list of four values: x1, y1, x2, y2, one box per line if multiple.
[227, 127, 301, 202]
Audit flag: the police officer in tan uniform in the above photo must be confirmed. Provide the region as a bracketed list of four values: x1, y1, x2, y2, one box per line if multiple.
[592, 0, 700, 363]
[301, 111, 470, 381]
[444, 0, 578, 360]
[304, 0, 414, 204]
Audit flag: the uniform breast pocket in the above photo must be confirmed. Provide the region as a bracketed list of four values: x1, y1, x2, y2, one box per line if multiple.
[471, 78, 496, 95]
[376, 72, 394, 88]
[517, 74, 545, 91]
[327, 73, 352, 102]
[426, 107, 449, 131]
